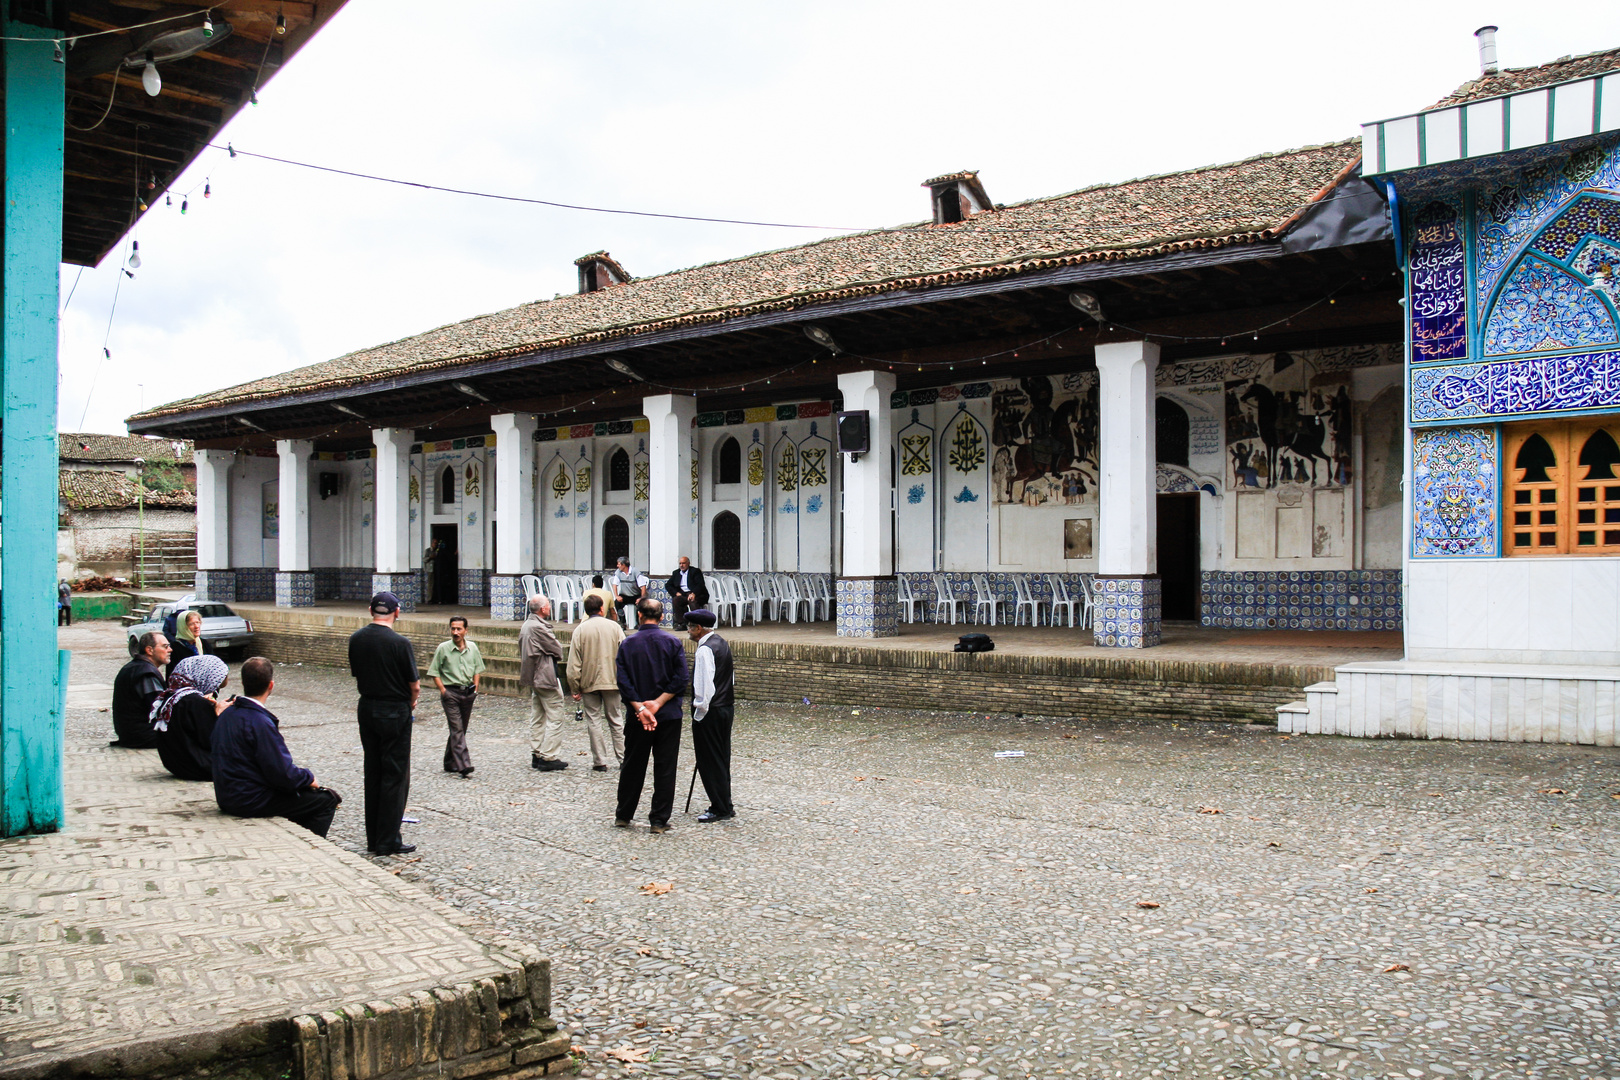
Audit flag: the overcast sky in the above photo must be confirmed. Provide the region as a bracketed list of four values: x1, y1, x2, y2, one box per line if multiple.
[57, 0, 1620, 435]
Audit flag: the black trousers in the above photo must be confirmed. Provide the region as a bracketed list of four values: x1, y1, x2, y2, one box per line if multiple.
[357, 699, 413, 852]
[439, 686, 476, 772]
[616, 714, 683, 826]
[262, 785, 344, 838]
[691, 704, 733, 816]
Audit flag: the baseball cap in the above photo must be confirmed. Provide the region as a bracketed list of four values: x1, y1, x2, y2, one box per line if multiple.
[370, 591, 401, 614]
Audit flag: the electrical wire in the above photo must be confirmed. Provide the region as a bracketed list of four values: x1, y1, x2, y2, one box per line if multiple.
[64, 69, 120, 132]
[1, 6, 222, 44]
[61, 266, 86, 316]
[77, 255, 128, 430]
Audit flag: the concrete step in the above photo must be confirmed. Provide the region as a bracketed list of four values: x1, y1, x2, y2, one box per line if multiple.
[1303, 680, 1339, 736]
[1275, 700, 1309, 733]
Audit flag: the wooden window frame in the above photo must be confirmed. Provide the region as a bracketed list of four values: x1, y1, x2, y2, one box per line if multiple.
[1504, 419, 1620, 556]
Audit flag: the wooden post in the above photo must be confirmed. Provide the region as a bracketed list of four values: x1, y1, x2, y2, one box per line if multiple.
[2, 12, 67, 834]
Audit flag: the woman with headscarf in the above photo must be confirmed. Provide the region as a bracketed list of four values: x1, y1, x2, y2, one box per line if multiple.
[151, 654, 230, 781]
[167, 609, 207, 680]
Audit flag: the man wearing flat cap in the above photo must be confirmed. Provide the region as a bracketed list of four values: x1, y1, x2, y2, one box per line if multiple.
[348, 591, 421, 855]
[684, 608, 735, 822]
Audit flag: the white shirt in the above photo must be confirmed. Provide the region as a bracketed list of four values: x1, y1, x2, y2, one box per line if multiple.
[691, 630, 715, 721]
[614, 567, 648, 598]
[678, 569, 691, 592]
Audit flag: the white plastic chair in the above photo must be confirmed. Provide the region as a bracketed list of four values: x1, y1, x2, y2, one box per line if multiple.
[520, 574, 543, 602]
[1047, 574, 1082, 628]
[711, 575, 744, 627]
[1077, 574, 1096, 630]
[931, 574, 966, 625]
[542, 575, 579, 622]
[896, 576, 920, 624]
[1012, 574, 1047, 627]
[804, 574, 831, 621]
[774, 574, 811, 624]
[740, 574, 770, 623]
[971, 574, 1008, 626]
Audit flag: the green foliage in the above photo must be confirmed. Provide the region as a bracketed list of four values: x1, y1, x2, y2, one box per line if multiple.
[140, 460, 185, 494]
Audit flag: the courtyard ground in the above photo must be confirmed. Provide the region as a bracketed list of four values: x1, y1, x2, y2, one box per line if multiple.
[61, 621, 1619, 1079]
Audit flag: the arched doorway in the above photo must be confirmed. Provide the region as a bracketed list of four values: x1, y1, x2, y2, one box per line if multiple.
[1156, 397, 1190, 467]
[602, 515, 630, 567]
[712, 511, 741, 570]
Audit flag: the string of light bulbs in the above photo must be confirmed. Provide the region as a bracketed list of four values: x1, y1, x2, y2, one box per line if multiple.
[0, 5, 287, 45]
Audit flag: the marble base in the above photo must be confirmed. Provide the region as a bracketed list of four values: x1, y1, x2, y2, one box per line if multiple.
[489, 574, 526, 621]
[1093, 575, 1162, 649]
[194, 569, 236, 604]
[835, 577, 899, 638]
[275, 571, 315, 608]
[372, 572, 421, 614]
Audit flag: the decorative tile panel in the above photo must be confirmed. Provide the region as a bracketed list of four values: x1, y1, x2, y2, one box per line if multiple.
[1412, 428, 1498, 557]
[1093, 576, 1162, 649]
[836, 577, 899, 638]
[1412, 349, 1620, 422]
[194, 570, 236, 604]
[313, 566, 341, 600]
[1482, 256, 1618, 355]
[1201, 570, 1402, 630]
[275, 570, 315, 609]
[1409, 199, 1469, 363]
[489, 574, 525, 621]
[458, 568, 492, 606]
[372, 572, 420, 614]
[235, 567, 275, 603]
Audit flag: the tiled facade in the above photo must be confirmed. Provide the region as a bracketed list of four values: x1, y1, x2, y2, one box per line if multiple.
[458, 569, 492, 607]
[1093, 576, 1162, 649]
[489, 575, 525, 621]
[896, 571, 1093, 626]
[835, 577, 900, 638]
[235, 567, 275, 603]
[275, 571, 316, 608]
[194, 570, 236, 603]
[372, 572, 421, 613]
[1201, 570, 1402, 631]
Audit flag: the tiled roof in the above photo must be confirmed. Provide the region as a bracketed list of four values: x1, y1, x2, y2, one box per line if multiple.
[132, 139, 1363, 421]
[1430, 46, 1620, 108]
[60, 433, 193, 464]
[60, 469, 197, 511]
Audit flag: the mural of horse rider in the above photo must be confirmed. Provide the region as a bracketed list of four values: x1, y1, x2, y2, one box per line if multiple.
[989, 375, 1099, 505]
[1226, 355, 1353, 490]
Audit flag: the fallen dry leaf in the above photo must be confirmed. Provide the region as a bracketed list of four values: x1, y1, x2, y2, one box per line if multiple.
[603, 1046, 649, 1063]
[633, 1020, 647, 1029]
[1136, 901, 1160, 909]
[640, 881, 674, 896]
[635, 947, 652, 956]
[848, 1035, 872, 1044]
[1364, 887, 1378, 894]
[853, 776, 867, 782]
[1012, 867, 1026, 872]
[958, 886, 976, 894]
[1198, 806, 1222, 815]
[1425, 792, 1444, 797]
[583, 898, 597, 904]
[1383, 963, 1410, 973]
[817, 800, 833, 805]
[660, 1026, 676, 1033]
[1539, 788, 1567, 795]
[1267, 841, 1281, 848]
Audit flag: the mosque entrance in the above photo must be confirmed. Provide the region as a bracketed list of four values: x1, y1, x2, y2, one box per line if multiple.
[1156, 493, 1200, 621]
[429, 524, 459, 604]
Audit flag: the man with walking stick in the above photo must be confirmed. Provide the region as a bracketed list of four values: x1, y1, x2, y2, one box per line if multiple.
[683, 608, 735, 822]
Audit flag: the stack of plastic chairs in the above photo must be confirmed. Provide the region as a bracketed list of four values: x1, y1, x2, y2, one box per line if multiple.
[1077, 574, 1096, 629]
[710, 575, 745, 627]
[520, 574, 543, 603]
[1012, 574, 1047, 627]
[1047, 574, 1082, 628]
[741, 574, 771, 623]
[896, 576, 920, 624]
[774, 574, 812, 623]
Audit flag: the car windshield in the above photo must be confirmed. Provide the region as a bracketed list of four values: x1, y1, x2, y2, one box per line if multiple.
[190, 604, 236, 618]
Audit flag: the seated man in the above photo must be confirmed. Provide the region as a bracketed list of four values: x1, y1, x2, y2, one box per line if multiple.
[111, 631, 171, 748]
[212, 657, 342, 837]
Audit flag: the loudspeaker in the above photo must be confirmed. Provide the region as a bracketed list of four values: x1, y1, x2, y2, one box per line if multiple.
[836, 410, 870, 455]
[318, 472, 340, 500]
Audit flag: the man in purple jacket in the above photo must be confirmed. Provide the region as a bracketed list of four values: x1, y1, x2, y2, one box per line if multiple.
[212, 657, 342, 837]
[614, 598, 688, 833]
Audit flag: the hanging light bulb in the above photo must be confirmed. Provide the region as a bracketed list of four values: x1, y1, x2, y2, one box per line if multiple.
[165, 193, 172, 207]
[141, 50, 160, 96]
[202, 12, 214, 37]
[181, 198, 188, 214]
[275, 11, 287, 34]
[123, 269, 135, 279]
[203, 181, 211, 198]
[249, 87, 258, 106]
[127, 241, 141, 270]
[146, 172, 156, 190]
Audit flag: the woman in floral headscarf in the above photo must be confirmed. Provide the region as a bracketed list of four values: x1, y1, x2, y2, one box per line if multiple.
[151, 654, 230, 781]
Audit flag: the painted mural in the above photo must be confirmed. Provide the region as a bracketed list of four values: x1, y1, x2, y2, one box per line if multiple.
[987, 373, 1099, 505]
[1224, 353, 1354, 490]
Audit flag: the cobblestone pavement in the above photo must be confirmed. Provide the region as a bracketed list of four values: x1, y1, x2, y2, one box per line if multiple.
[61, 622, 1620, 1079]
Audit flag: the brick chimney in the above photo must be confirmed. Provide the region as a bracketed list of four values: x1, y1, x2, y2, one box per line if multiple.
[922, 171, 994, 224]
[575, 251, 632, 293]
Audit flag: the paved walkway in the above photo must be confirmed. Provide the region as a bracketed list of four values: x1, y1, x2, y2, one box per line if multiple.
[8, 626, 567, 1077]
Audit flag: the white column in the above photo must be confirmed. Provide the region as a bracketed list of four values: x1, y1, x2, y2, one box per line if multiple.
[491, 413, 537, 573]
[372, 427, 413, 573]
[195, 449, 234, 570]
[836, 370, 896, 577]
[644, 394, 697, 575]
[276, 438, 313, 572]
[1095, 340, 1160, 576]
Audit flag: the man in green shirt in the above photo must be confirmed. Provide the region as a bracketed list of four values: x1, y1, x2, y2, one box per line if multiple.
[427, 616, 486, 777]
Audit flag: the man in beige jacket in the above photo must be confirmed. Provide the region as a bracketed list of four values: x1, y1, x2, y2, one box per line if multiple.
[520, 596, 568, 771]
[566, 594, 626, 771]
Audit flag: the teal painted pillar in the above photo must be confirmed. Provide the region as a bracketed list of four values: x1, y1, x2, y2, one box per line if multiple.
[2, 15, 66, 835]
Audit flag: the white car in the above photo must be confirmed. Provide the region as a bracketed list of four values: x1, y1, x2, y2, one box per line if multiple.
[127, 597, 255, 658]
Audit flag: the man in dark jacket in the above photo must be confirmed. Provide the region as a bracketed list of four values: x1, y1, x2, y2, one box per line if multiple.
[685, 609, 735, 822]
[110, 631, 170, 748]
[212, 657, 341, 837]
[664, 556, 709, 627]
[347, 592, 420, 856]
[614, 599, 688, 833]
